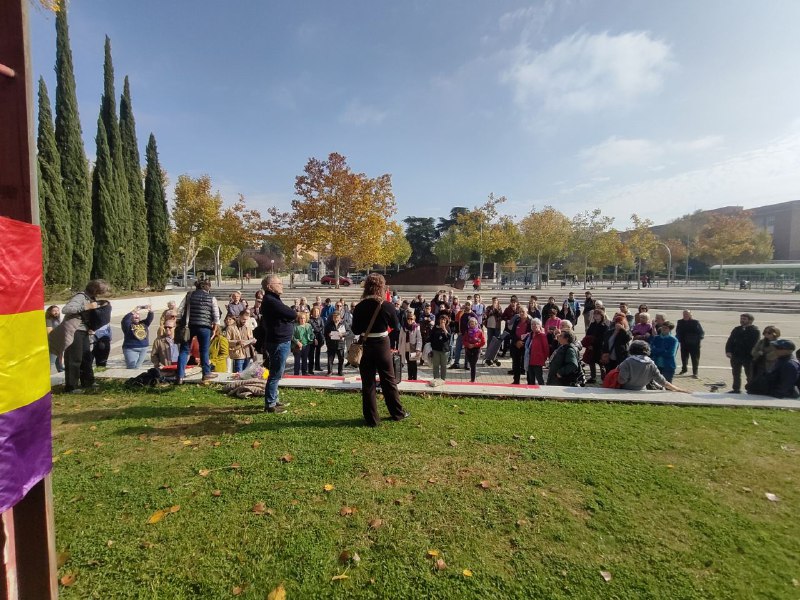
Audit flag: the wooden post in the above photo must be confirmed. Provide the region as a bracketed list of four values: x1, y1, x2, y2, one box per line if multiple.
[0, 1, 58, 599]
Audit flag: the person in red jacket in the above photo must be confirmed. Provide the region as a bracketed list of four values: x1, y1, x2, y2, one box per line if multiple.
[527, 318, 549, 385]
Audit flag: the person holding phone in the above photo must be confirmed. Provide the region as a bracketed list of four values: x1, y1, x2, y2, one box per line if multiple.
[122, 305, 155, 368]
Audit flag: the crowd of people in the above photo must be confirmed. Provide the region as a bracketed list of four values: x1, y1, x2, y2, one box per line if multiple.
[47, 279, 800, 411]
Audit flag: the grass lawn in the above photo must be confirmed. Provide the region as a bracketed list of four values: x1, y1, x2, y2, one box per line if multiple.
[51, 383, 799, 599]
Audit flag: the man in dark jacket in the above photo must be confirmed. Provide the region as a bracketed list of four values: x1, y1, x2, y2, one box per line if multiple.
[725, 313, 760, 393]
[176, 279, 220, 384]
[746, 339, 800, 399]
[260, 275, 295, 413]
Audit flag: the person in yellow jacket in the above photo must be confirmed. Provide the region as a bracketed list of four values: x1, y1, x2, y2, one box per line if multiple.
[209, 324, 229, 374]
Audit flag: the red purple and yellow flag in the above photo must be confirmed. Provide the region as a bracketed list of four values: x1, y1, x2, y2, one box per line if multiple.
[0, 216, 52, 513]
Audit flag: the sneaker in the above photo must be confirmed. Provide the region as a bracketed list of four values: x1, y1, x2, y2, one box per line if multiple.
[449, 364, 460, 369]
[679, 368, 688, 375]
[68, 388, 85, 394]
[727, 389, 741, 394]
[464, 365, 470, 370]
[266, 405, 287, 414]
[392, 411, 410, 421]
[202, 373, 218, 380]
[691, 374, 699, 379]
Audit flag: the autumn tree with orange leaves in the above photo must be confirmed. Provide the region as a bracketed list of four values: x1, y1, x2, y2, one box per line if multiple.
[270, 153, 399, 288]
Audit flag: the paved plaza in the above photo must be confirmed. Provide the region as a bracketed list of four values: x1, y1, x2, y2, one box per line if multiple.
[49, 285, 800, 408]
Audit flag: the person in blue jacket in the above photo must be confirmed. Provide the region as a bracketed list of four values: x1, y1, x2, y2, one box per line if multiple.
[650, 321, 679, 382]
[121, 305, 154, 368]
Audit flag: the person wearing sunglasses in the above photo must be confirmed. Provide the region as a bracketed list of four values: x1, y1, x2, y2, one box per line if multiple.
[151, 319, 179, 370]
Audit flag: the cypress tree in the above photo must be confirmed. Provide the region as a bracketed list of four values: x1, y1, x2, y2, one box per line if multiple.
[54, 3, 91, 288]
[91, 116, 122, 285]
[120, 76, 148, 288]
[37, 78, 73, 286]
[144, 134, 170, 289]
[98, 36, 133, 288]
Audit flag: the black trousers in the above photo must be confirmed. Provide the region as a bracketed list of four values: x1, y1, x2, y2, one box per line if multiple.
[730, 356, 752, 392]
[510, 344, 525, 383]
[64, 330, 94, 391]
[313, 334, 324, 370]
[404, 353, 418, 380]
[527, 365, 544, 385]
[465, 347, 480, 381]
[358, 337, 405, 426]
[680, 344, 700, 374]
[327, 348, 344, 375]
[93, 336, 111, 366]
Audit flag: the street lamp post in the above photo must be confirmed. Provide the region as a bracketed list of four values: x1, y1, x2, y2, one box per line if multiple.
[271, 259, 275, 274]
[656, 242, 672, 287]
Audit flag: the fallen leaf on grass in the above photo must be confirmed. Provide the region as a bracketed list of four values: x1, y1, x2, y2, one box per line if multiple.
[427, 478, 437, 484]
[230, 462, 241, 470]
[765, 492, 780, 502]
[478, 480, 492, 489]
[368, 518, 383, 529]
[309, 402, 317, 407]
[63, 449, 74, 455]
[182, 440, 193, 446]
[351, 552, 361, 565]
[435, 558, 447, 571]
[666, 464, 675, 469]
[600, 570, 612, 582]
[232, 585, 243, 595]
[168, 505, 180, 513]
[516, 519, 529, 527]
[462, 569, 473, 577]
[251, 441, 262, 449]
[213, 441, 221, 447]
[792, 578, 799, 587]
[339, 506, 355, 517]
[449, 439, 458, 447]
[106, 540, 114, 548]
[385, 477, 397, 485]
[89, 425, 97, 431]
[742, 487, 752, 493]
[323, 484, 335, 492]
[198, 469, 211, 478]
[252, 502, 268, 515]
[60, 572, 77, 587]
[211, 490, 222, 497]
[752, 420, 759, 426]
[513, 434, 522, 439]
[331, 573, 349, 581]
[279, 454, 294, 463]
[147, 509, 166, 524]
[339, 550, 352, 563]
[267, 582, 286, 599]
[93, 441, 103, 448]
[426, 549, 440, 558]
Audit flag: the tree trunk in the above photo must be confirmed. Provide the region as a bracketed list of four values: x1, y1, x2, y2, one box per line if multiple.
[215, 245, 222, 287]
[335, 256, 341, 289]
[238, 250, 244, 288]
[583, 257, 588, 290]
[636, 258, 642, 289]
[536, 253, 541, 289]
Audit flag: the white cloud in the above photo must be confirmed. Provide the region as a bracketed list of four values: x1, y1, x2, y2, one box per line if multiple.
[498, 3, 556, 35]
[579, 135, 724, 171]
[502, 31, 675, 114]
[565, 130, 800, 226]
[339, 100, 388, 126]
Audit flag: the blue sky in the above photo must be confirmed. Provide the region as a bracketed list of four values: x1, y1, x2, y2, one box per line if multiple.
[29, 1, 800, 229]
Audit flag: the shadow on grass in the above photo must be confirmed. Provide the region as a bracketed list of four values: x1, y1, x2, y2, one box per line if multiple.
[115, 417, 368, 438]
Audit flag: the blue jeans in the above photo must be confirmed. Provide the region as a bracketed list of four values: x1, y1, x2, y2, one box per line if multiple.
[177, 326, 212, 379]
[264, 340, 291, 408]
[123, 346, 149, 369]
[452, 334, 463, 365]
[50, 352, 64, 373]
[232, 358, 252, 373]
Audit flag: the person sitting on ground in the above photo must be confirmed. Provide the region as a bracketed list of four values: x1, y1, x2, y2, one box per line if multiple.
[159, 301, 177, 336]
[462, 316, 486, 383]
[324, 310, 347, 376]
[750, 325, 781, 380]
[151, 318, 178, 370]
[121, 305, 155, 369]
[617, 340, 688, 392]
[631, 312, 655, 342]
[546, 330, 582, 386]
[746, 339, 800, 398]
[649, 321, 679, 382]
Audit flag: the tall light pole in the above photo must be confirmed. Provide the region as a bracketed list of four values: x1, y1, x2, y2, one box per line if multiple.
[271, 259, 274, 274]
[179, 245, 187, 289]
[656, 242, 672, 287]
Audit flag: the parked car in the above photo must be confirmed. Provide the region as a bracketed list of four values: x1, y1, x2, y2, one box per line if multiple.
[321, 275, 352, 286]
[172, 273, 197, 286]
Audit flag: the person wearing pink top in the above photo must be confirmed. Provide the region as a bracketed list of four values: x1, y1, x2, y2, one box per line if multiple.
[462, 317, 486, 382]
[526, 318, 549, 385]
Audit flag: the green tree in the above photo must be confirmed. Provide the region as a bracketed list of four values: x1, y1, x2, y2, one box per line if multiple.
[171, 174, 223, 282]
[37, 78, 73, 287]
[432, 228, 470, 265]
[437, 207, 468, 236]
[54, 2, 91, 287]
[452, 194, 515, 279]
[217, 195, 267, 287]
[377, 221, 413, 272]
[570, 209, 615, 288]
[518, 206, 571, 286]
[90, 116, 122, 285]
[144, 134, 170, 289]
[403, 216, 438, 265]
[626, 214, 658, 288]
[97, 36, 133, 288]
[119, 76, 148, 288]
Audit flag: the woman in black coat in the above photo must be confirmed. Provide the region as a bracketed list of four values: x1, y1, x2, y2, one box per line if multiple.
[601, 315, 632, 371]
[351, 273, 408, 427]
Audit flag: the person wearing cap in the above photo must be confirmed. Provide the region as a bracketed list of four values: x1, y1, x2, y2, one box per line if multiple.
[725, 313, 760, 393]
[745, 339, 800, 398]
[617, 341, 689, 392]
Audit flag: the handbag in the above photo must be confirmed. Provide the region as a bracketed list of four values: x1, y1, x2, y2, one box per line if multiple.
[346, 299, 384, 367]
[174, 292, 192, 344]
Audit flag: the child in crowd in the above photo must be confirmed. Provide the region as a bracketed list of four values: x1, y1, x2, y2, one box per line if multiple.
[462, 316, 485, 382]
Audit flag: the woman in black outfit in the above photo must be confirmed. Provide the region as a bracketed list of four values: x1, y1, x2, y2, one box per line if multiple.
[601, 315, 632, 371]
[351, 273, 408, 427]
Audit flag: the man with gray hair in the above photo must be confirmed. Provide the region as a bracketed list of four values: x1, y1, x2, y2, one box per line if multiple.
[260, 275, 296, 413]
[725, 313, 760, 393]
